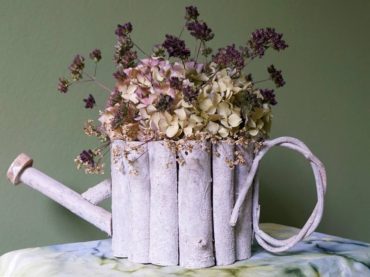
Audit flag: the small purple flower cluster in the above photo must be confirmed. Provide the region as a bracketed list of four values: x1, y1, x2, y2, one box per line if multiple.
[79, 149, 95, 166]
[183, 85, 198, 103]
[212, 44, 245, 71]
[57, 77, 69, 93]
[185, 6, 214, 42]
[83, 94, 96, 109]
[115, 22, 133, 37]
[155, 94, 174, 111]
[267, 65, 285, 87]
[260, 89, 277, 105]
[248, 28, 288, 58]
[186, 21, 214, 42]
[185, 6, 199, 21]
[114, 22, 137, 76]
[162, 35, 190, 59]
[169, 77, 183, 90]
[69, 55, 85, 80]
[58, 49, 103, 108]
[89, 49, 102, 62]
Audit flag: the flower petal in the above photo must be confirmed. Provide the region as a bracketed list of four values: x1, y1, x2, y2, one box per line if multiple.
[166, 124, 179, 138]
[228, 113, 242, 127]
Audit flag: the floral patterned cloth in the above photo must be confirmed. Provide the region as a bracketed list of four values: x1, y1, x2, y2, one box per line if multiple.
[1, 224, 369, 277]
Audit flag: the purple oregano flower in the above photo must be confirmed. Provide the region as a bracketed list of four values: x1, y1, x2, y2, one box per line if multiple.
[57, 77, 69, 93]
[186, 21, 214, 41]
[248, 28, 288, 58]
[213, 44, 245, 71]
[185, 6, 199, 21]
[79, 149, 95, 166]
[260, 89, 277, 105]
[69, 55, 85, 80]
[83, 94, 96, 109]
[268, 65, 285, 87]
[89, 49, 102, 62]
[162, 35, 190, 59]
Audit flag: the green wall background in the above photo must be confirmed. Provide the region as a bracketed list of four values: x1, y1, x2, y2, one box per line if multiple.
[0, 0, 369, 255]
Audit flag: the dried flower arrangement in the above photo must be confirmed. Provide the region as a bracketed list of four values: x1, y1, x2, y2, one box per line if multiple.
[6, 6, 327, 268]
[57, 6, 288, 174]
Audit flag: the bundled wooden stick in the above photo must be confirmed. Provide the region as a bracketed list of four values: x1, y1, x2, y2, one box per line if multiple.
[234, 143, 254, 260]
[178, 141, 215, 268]
[126, 142, 151, 263]
[110, 140, 131, 258]
[148, 141, 178, 266]
[212, 142, 236, 265]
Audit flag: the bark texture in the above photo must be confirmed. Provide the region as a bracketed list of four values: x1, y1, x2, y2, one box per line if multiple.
[231, 137, 327, 253]
[19, 167, 112, 235]
[111, 140, 131, 258]
[148, 141, 178, 266]
[126, 142, 151, 263]
[178, 141, 215, 268]
[212, 142, 236, 265]
[82, 179, 111, 205]
[234, 143, 254, 260]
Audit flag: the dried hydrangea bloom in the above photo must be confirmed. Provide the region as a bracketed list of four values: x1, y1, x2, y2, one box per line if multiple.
[194, 69, 243, 137]
[246, 104, 272, 137]
[98, 56, 275, 141]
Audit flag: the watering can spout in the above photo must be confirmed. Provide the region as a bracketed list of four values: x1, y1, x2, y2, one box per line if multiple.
[7, 153, 112, 235]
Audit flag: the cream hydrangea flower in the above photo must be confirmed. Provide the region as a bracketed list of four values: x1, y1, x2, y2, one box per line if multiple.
[247, 104, 272, 137]
[195, 69, 243, 137]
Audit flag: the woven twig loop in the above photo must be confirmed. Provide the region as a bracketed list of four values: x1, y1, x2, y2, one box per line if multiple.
[230, 136, 327, 253]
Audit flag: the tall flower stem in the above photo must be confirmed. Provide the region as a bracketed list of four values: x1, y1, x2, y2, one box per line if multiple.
[84, 72, 113, 93]
[195, 40, 202, 62]
[253, 78, 271, 85]
[133, 42, 150, 57]
[178, 25, 185, 38]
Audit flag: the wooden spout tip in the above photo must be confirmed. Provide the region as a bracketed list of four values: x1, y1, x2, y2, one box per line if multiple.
[7, 153, 33, 185]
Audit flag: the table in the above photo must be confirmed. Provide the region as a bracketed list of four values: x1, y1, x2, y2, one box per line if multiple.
[0, 224, 369, 276]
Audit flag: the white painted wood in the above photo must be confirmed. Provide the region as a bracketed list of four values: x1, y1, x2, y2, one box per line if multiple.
[7, 153, 33, 185]
[126, 142, 151, 263]
[212, 142, 236, 265]
[18, 167, 112, 235]
[231, 137, 327, 253]
[110, 140, 131, 258]
[178, 141, 215, 268]
[234, 143, 254, 260]
[148, 141, 178, 266]
[81, 179, 111, 205]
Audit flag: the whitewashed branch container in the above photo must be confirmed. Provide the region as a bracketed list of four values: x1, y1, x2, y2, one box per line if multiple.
[7, 136, 327, 269]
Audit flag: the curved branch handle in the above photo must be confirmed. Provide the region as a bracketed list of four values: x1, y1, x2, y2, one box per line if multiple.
[230, 137, 327, 253]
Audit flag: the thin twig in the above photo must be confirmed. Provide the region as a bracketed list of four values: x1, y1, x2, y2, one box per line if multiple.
[195, 40, 202, 62]
[84, 72, 113, 93]
[133, 42, 150, 57]
[178, 25, 185, 38]
[253, 78, 271, 85]
[94, 63, 97, 77]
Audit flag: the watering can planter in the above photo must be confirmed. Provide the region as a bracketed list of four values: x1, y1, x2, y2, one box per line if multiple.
[7, 136, 326, 269]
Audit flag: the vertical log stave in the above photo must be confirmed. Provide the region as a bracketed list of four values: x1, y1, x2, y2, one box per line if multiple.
[111, 140, 131, 258]
[234, 143, 254, 260]
[148, 141, 179, 266]
[212, 142, 236, 265]
[126, 142, 151, 263]
[178, 141, 215, 268]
